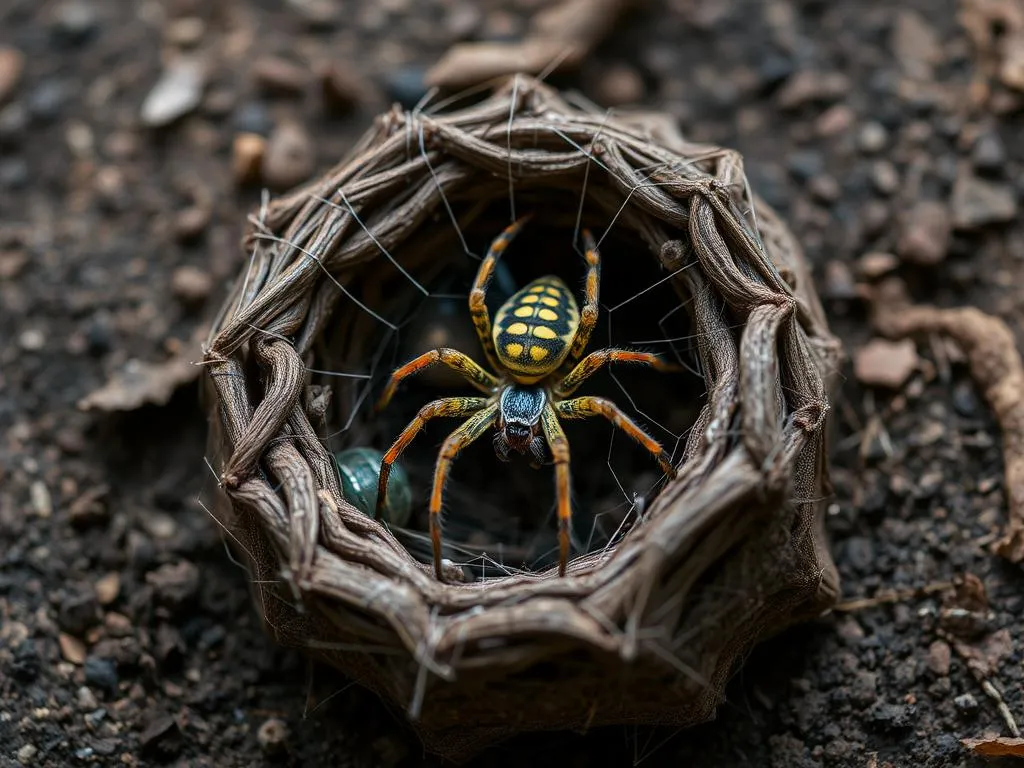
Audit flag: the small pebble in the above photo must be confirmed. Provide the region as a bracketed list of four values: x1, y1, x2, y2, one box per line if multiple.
[232, 102, 273, 136]
[173, 207, 209, 243]
[59, 633, 87, 665]
[787, 149, 824, 181]
[93, 165, 127, 212]
[815, 104, 854, 137]
[953, 692, 978, 717]
[50, 0, 99, 45]
[972, 131, 1006, 174]
[94, 572, 120, 605]
[857, 121, 888, 153]
[263, 121, 314, 190]
[17, 744, 38, 764]
[951, 171, 1017, 229]
[776, 70, 849, 109]
[858, 251, 898, 279]
[596, 64, 645, 106]
[318, 61, 369, 113]
[252, 56, 309, 96]
[926, 640, 951, 676]
[898, 201, 950, 264]
[171, 265, 213, 304]
[76, 686, 99, 710]
[19, 328, 46, 351]
[165, 16, 205, 48]
[756, 53, 794, 90]
[257, 717, 290, 756]
[28, 80, 66, 123]
[0, 47, 25, 103]
[83, 656, 118, 695]
[232, 132, 265, 185]
[854, 338, 919, 389]
[286, 0, 339, 28]
[140, 57, 206, 128]
[871, 160, 900, 195]
[809, 174, 840, 203]
[0, 102, 28, 142]
[823, 259, 857, 299]
[384, 66, 427, 109]
[0, 157, 28, 188]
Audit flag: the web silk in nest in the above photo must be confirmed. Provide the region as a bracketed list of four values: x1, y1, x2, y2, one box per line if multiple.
[202, 76, 843, 762]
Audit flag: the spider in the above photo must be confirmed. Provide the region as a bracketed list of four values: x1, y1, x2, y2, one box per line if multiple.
[374, 215, 678, 580]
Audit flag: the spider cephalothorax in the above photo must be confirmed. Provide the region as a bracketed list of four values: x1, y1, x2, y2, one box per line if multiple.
[374, 216, 678, 580]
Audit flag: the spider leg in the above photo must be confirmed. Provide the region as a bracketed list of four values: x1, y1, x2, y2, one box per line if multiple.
[556, 349, 677, 398]
[555, 396, 676, 477]
[376, 396, 487, 526]
[429, 403, 499, 580]
[376, 348, 498, 412]
[567, 228, 601, 361]
[469, 214, 532, 372]
[540, 404, 572, 577]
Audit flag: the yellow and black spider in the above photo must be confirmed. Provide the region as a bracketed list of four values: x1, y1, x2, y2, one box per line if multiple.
[374, 215, 678, 580]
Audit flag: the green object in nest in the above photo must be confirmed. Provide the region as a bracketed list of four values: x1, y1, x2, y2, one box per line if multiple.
[334, 447, 412, 527]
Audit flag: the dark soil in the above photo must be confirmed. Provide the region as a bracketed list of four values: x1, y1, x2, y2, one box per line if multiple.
[3, 0, 1024, 766]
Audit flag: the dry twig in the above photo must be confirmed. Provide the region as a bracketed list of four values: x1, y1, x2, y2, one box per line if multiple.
[426, 0, 635, 89]
[873, 283, 1024, 562]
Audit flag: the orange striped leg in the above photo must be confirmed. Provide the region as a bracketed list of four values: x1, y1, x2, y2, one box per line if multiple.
[429, 402, 499, 580]
[540, 405, 572, 577]
[556, 349, 677, 398]
[568, 229, 601, 360]
[555, 396, 676, 477]
[469, 215, 533, 371]
[376, 397, 486, 525]
[376, 348, 497, 412]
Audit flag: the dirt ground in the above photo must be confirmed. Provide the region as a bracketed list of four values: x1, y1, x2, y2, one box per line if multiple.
[3, 0, 1024, 766]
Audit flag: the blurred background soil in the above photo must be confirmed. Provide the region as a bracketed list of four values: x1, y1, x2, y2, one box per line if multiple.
[2, 0, 1024, 765]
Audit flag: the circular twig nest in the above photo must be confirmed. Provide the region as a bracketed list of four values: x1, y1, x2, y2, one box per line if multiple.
[202, 76, 842, 762]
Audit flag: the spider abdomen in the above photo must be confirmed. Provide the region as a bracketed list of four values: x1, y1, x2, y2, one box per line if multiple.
[492, 276, 579, 383]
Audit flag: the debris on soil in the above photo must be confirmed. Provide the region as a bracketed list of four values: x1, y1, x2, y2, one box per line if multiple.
[318, 60, 372, 113]
[858, 251, 899, 279]
[898, 201, 951, 264]
[252, 56, 310, 97]
[962, 736, 1024, 757]
[232, 131, 266, 185]
[426, 0, 635, 89]
[262, 120, 315, 190]
[960, 0, 1024, 92]
[951, 169, 1018, 229]
[171, 264, 214, 305]
[258, 717, 291, 756]
[873, 285, 1024, 561]
[77, 337, 203, 412]
[140, 56, 207, 128]
[854, 338, 919, 389]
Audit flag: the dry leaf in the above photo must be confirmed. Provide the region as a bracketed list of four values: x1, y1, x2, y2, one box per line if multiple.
[962, 736, 1024, 757]
[78, 339, 202, 412]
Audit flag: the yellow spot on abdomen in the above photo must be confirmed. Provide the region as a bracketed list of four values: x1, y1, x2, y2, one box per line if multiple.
[546, 287, 560, 296]
[505, 322, 529, 335]
[521, 294, 539, 304]
[529, 346, 549, 361]
[537, 308, 558, 322]
[541, 296, 559, 307]
[513, 305, 534, 318]
[505, 342, 524, 357]
[532, 326, 557, 339]
[529, 285, 545, 293]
